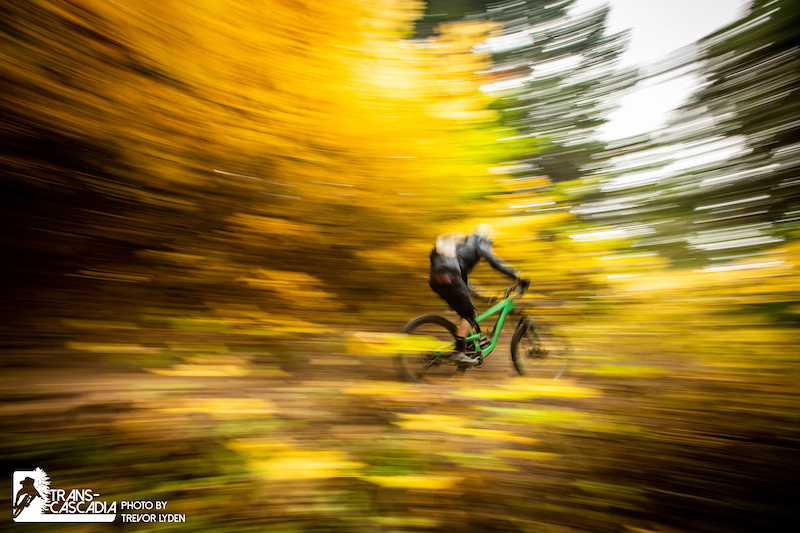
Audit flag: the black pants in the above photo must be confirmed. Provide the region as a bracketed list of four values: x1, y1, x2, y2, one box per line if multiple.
[429, 271, 477, 322]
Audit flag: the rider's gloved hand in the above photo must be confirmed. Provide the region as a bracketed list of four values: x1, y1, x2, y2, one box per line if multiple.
[518, 278, 531, 290]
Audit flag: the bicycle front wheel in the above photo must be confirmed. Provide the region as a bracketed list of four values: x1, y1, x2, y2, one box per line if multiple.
[398, 315, 465, 384]
[510, 318, 569, 379]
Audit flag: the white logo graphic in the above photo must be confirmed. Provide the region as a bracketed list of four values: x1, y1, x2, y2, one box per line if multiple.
[12, 469, 117, 523]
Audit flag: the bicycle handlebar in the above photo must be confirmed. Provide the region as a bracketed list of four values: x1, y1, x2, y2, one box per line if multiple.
[471, 279, 528, 302]
[503, 281, 526, 299]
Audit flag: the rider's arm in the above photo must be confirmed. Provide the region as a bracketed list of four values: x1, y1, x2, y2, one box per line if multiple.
[467, 280, 486, 298]
[477, 239, 520, 280]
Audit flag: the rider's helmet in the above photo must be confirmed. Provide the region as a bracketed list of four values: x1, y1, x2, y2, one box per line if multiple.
[435, 231, 465, 258]
[475, 223, 496, 243]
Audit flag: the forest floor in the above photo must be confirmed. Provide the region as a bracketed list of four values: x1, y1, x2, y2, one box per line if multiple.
[1, 324, 797, 533]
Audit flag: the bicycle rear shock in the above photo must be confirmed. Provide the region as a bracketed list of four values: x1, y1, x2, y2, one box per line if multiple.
[470, 335, 491, 351]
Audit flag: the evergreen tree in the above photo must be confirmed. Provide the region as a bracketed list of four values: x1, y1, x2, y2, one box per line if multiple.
[687, 0, 800, 248]
[576, 0, 800, 267]
[415, 1, 635, 183]
[485, 1, 635, 183]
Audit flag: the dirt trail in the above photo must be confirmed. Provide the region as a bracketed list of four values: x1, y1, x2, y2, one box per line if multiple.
[1, 340, 797, 533]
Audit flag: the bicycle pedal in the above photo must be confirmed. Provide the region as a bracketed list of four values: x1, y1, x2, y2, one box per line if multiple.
[460, 351, 483, 366]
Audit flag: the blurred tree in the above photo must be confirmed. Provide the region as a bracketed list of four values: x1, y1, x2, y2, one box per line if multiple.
[0, 0, 523, 343]
[414, 0, 636, 183]
[485, 0, 635, 184]
[415, 0, 493, 36]
[573, 0, 800, 269]
[685, 0, 800, 249]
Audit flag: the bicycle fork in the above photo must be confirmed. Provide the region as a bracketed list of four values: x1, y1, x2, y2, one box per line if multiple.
[521, 318, 549, 357]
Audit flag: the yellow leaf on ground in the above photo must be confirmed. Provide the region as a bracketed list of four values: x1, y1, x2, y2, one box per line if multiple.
[249, 451, 365, 481]
[455, 380, 599, 400]
[225, 439, 295, 458]
[443, 427, 536, 443]
[393, 413, 471, 432]
[346, 331, 446, 356]
[369, 516, 439, 528]
[67, 343, 157, 353]
[146, 364, 252, 377]
[495, 450, 560, 461]
[156, 398, 276, 418]
[344, 381, 417, 396]
[360, 474, 461, 489]
[393, 413, 536, 442]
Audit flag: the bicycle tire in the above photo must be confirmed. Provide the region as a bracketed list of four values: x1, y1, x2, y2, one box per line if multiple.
[398, 315, 466, 383]
[510, 318, 569, 379]
[13, 495, 33, 518]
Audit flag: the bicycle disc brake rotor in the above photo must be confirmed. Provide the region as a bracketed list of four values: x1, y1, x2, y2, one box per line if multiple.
[421, 353, 440, 369]
[529, 345, 548, 359]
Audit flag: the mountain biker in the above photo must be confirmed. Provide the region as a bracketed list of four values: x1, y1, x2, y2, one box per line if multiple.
[429, 223, 530, 366]
[14, 477, 40, 516]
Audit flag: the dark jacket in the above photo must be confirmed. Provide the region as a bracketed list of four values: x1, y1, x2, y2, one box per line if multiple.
[430, 233, 519, 284]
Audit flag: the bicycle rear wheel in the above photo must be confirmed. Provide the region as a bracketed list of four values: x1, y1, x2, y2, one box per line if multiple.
[13, 495, 32, 518]
[398, 315, 466, 384]
[510, 318, 569, 379]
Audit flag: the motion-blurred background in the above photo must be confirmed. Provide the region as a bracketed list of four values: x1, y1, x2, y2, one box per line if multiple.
[2, 1, 797, 532]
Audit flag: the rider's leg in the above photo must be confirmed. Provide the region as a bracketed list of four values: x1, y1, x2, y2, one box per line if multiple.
[454, 318, 470, 352]
[429, 273, 479, 365]
[452, 315, 480, 365]
[455, 317, 480, 347]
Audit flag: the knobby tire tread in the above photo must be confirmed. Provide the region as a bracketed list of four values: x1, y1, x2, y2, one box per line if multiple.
[398, 315, 458, 383]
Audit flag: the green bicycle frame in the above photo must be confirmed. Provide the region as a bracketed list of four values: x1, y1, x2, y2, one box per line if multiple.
[464, 296, 518, 358]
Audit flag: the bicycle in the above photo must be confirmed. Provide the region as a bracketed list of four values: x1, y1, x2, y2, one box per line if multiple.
[398, 282, 569, 383]
[13, 493, 35, 519]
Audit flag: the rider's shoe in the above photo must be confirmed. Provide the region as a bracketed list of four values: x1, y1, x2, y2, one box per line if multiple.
[449, 351, 479, 366]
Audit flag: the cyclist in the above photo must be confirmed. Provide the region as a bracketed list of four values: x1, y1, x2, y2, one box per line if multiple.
[14, 476, 40, 517]
[429, 223, 529, 365]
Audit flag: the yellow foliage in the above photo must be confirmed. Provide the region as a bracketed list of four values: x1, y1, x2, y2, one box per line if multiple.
[359, 474, 462, 489]
[393, 413, 469, 429]
[249, 451, 366, 481]
[228, 215, 322, 240]
[227, 438, 365, 482]
[156, 398, 277, 418]
[238, 269, 341, 310]
[393, 413, 537, 442]
[225, 439, 296, 457]
[67, 343, 158, 353]
[2, 0, 515, 320]
[347, 331, 452, 356]
[455, 380, 600, 400]
[343, 381, 418, 396]
[147, 365, 253, 377]
[442, 427, 536, 443]
[495, 449, 560, 461]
